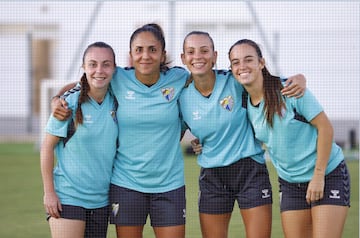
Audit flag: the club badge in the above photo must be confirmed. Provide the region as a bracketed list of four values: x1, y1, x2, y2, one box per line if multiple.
[162, 87, 175, 101]
[220, 96, 234, 111]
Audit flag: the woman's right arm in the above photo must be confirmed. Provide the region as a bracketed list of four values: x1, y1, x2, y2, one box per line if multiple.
[40, 133, 62, 218]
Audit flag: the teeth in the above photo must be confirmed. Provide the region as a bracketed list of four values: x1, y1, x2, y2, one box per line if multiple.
[192, 63, 205, 68]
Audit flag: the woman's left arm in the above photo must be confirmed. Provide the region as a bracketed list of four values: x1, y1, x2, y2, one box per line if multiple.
[305, 111, 334, 204]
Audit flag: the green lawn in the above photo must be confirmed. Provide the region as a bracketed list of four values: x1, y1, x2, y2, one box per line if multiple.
[0, 143, 358, 238]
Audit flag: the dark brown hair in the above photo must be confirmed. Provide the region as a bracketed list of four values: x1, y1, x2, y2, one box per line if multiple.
[229, 39, 286, 127]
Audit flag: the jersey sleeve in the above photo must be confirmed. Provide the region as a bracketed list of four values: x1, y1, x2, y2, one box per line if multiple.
[292, 89, 323, 122]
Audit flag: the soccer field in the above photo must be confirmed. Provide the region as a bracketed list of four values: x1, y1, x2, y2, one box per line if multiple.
[0, 143, 358, 238]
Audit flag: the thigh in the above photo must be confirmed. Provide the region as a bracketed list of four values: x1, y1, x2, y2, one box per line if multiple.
[281, 209, 312, 238]
[115, 225, 144, 238]
[153, 225, 185, 238]
[312, 205, 348, 238]
[109, 184, 149, 226]
[240, 204, 272, 238]
[199, 213, 231, 238]
[49, 217, 85, 238]
[85, 206, 110, 238]
[150, 186, 186, 227]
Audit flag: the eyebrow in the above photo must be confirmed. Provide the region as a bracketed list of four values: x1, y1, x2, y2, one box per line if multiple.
[230, 55, 255, 63]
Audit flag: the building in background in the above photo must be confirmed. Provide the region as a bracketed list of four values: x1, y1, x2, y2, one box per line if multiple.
[0, 1, 358, 150]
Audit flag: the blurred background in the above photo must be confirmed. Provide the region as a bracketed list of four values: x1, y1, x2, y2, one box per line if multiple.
[0, 1, 358, 152]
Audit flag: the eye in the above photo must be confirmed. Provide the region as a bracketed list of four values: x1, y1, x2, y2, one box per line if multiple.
[88, 62, 96, 68]
[201, 49, 209, 54]
[150, 47, 157, 53]
[103, 62, 112, 68]
[231, 61, 239, 67]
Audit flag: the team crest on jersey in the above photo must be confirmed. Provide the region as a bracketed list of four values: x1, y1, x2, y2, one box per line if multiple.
[220, 96, 234, 111]
[161, 87, 175, 101]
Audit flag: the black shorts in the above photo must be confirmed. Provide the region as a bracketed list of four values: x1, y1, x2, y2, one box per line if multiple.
[109, 184, 186, 227]
[199, 157, 273, 214]
[47, 204, 109, 238]
[279, 160, 351, 212]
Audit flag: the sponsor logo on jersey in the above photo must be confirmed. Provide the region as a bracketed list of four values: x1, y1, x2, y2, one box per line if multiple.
[192, 111, 201, 120]
[125, 91, 135, 100]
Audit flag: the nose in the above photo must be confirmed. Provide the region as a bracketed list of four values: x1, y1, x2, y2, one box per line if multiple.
[96, 65, 105, 73]
[238, 60, 248, 69]
[193, 50, 201, 58]
[141, 49, 150, 59]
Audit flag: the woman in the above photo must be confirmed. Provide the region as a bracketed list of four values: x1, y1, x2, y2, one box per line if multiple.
[180, 31, 306, 238]
[40, 42, 118, 238]
[228, 39, 350, 238]
[108, 23, 188, 238]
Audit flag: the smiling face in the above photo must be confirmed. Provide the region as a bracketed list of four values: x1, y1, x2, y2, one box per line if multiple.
[229, 43, 265, 86]
[181, 33, 217, 77]
[82, 46, 115, 91]
[129, 31, 165, 83]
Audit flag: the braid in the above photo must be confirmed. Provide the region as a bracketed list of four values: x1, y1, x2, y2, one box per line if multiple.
[75, 73, 90, 126]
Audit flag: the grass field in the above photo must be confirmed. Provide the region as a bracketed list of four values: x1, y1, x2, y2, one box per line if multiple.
[0, 143, 358, 238]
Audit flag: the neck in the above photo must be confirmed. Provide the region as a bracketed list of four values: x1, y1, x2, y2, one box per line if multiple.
[88, 88, 108, 103]
[243, 80, 263, 106]
[193, 70, 216, 97]
[135, 71, 160, 86]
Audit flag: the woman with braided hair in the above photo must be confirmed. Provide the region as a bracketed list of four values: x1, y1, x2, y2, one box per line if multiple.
[40, 41, 118, 238]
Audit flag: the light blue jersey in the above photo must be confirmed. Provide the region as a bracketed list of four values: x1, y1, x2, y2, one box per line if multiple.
[247, 89, 344, 183]
[46, 89, 118, 209]
[110, 66, 188, 193]
[179, 70, 265, 168]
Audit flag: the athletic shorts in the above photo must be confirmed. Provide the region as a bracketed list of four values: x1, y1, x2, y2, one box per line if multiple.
[279, 160, 351, 212]
[199, 157, 273, 214]
[109, 184, 186, 227]
[47, 204, 109, 238]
